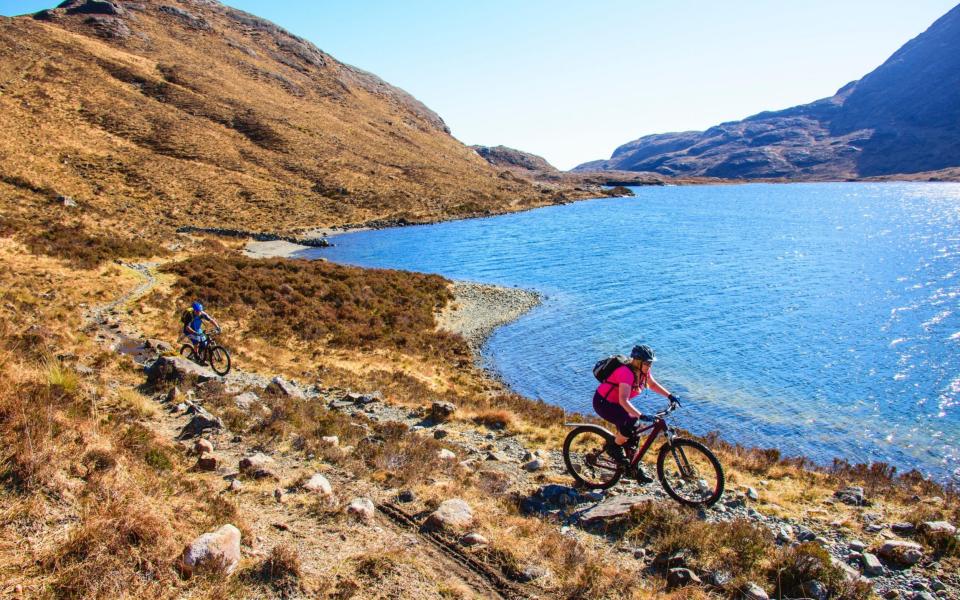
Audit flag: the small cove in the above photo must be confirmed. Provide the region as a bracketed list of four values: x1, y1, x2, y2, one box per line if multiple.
[299, 182, 960, 482]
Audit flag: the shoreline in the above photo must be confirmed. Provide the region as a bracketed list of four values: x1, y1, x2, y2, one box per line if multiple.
[435, 281, 543, 355]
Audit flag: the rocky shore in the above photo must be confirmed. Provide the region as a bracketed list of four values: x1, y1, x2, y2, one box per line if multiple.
[436, 282, 542, 352]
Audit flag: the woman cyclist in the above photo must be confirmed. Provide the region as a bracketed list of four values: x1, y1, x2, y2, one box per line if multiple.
[594, 344, 679, 482]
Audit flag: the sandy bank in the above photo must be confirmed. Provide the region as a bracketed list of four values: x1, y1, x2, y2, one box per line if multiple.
[242, 239, 312, 258]
[437, 282, 542, 352]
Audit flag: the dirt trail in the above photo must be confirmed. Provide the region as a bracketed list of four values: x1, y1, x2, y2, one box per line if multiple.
[86, 261, 528, 599]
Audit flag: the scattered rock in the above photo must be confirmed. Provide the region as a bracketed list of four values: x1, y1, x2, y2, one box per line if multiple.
[522, 458, 546, 472]
[914, 593, 937, 600]
[274, 488, 284, 503]
[706, 570, 732, 587]
[834, 486, 867, 506]
[580, 495, 654, 523]
[667, 568, 701, 588]
[397, 490, 415, 503]
[518, 564, 550, 583]
[891, 522, 916, 535]
[438, 449, 457, 461]
[144, 338, 173, 353]
[265, 376, 303, 399]
[849, 540, 866, 552]
[930, 579, 946, 592]
[194, 454, 219, 471]
[862, 552, 884, 576]
[424, 499, 474, 530]
[433, 429, 448, 440]
[429, 401, 456, 422]
[346, 498, 375, 521]
[461, 532, 489, 546]
[233, 392, 259, 411]
[148, 356, 217, 385]
[165, 387, 181, 404]
[806, 580, 828, 600]
[227, 479, 242, 492]
[177, 410, 223, 439]
[485, 450, 510, 462]
[796, 526, 816, 542]
[303, 473, 333, 497]
[180, 524, 241, 576]
[158, 4, 211, 30]
[346, 391, 380, 405]
[742, 582, 769, 600]
[878, 540, 924, 567]
[918, 521, 956, 538]
[746, 487, 759, 500]
[194, 438, 213, 455]
[320, 435, 339, 446]
[238, 452, 274, 473]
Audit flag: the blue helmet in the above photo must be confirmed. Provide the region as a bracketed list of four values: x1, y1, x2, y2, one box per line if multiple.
[192, 301, 203, 312]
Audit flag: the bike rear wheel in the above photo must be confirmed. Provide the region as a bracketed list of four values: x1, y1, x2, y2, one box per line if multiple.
[563, 426, 623, 489]
[179, 344, 198, 362]
[208, 345, 231, 376]
[656, 438, 724, 507]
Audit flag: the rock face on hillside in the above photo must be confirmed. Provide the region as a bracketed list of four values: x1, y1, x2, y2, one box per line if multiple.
[471, 145, 560, 174]
[0, 0, 591, 236]
[574, 5, 960, 179]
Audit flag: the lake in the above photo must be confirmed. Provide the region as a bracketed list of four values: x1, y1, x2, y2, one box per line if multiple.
[300, 183, 960, 482]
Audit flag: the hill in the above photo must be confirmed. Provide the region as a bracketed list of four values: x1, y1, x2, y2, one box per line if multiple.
[574, 4, 960, 179]
[0, 0, 608, 242]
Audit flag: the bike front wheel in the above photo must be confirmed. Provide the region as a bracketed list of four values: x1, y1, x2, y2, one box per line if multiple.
[208, 345, 231, 376]
[563, 426, 624, 490]
[657, 438, 724, 507]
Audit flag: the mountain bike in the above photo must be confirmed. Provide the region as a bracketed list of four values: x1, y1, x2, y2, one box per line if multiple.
[180, 328, 231, 376]
[562, 399, 724, 507]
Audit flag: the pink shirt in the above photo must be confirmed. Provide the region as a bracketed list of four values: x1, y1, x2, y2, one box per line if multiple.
[597, 365, 647, 402]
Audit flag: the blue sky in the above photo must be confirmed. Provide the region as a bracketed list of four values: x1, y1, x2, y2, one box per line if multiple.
[2, 1, 956, 169]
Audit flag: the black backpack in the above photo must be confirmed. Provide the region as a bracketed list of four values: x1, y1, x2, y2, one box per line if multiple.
[180, 309, 193, 331]
[593, 355, 630, 383]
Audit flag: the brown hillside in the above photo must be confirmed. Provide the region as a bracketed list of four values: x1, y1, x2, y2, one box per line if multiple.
[0, 0, 592, 239]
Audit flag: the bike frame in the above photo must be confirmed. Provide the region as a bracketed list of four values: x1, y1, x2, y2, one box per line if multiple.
[627, 418, 671, 467]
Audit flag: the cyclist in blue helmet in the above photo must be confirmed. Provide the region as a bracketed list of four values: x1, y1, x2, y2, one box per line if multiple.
[183, 301, 220, 362]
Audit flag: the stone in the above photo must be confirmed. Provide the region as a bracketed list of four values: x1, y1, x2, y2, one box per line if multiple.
[796, 526, 816, 542]
[914, 593, 937, 600]
[165, 387, 181, 404]
[707, 570, 732, 586]
[238, 452, 274, 473]
[429, 401, 456, 422]
[175, 402, 188, 413]
[346, 391, 380, 405]
[438, 448, 457, 461]
[879, 540, 924, 566]
[918, 521, 956, 538]
[862, 552, 884, 576]
[667, 568, 701, 588]
[346, 498, 375, 521]
[849, 540, 866, 552]
[228, 479, 242, 492]
[247, 468, 278, 481]
[424, 499, 474, 530]
[580, 495, 655, 523]
[522, 458, 546, 472]
[303, 473, 333, 497]
[806, 580, 828, 600]
[265, 376, 303, 399]
[194, 454, 219, 471]
[746, 487, 759, 500]
[194, 438, 214, 455]
[743, 582, 769, 600]
[180, 524, 241, 576]
[233, 392, 259, 411]
[148, 356, 217, 385]
[65, 0, 124, 16]
[274, 488, 285, 503]
[485, 451, 510, 462]
[177, 411, 223, 440]
[397, 490, 415, 503]
[144, 338, 173, 353]
[461, 532, 488, 546]
[891, 522, 916, 535]
[320, 435, 339, 446]
[834, 486, 867, 506]
[930, 580, 946, 592]
[518, 565, 550, 582]
[433, 429, 448, 440]
[885, 590, 901, 599]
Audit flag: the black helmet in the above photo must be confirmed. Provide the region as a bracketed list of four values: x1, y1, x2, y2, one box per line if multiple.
[630, 344, 656, 362]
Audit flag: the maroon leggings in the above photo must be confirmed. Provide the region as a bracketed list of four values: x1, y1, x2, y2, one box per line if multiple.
[593, 391, 638, 437]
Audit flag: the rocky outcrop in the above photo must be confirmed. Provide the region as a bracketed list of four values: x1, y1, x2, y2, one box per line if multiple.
[471, 145, 560, 174]
[147, 356, 217, 385]
[574, 5, 960, 179]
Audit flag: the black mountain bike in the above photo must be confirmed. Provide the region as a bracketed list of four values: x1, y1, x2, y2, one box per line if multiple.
[180, 328, 231, 376]
[562, 400, 724, 507]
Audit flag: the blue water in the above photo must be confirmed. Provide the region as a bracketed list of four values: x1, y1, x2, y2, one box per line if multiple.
[299, 183, 960, 482]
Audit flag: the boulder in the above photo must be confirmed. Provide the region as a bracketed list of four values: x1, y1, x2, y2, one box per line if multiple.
[65, 0, 124, 16]
[303, 473, 333, 497]
[742, 582, 769, 600]
[522, 458, 546, 472]
[346, 497, 375, 521]
[424, 499, 473, 530]
[345, 391, 380, 405]
[878, 540, 924, 567]
[194, 439, 214, 455]
[265, 376, 303, 399]
[227, 479, 242, 492]
[233, 392, 259, 411]
[397, 489, 415, 503]
[849, 540, 866, 552]
[891, 522, 916, 535]
[433, 429, 448, 440]
[238, 452, 274, 473]
[834, 486, 867, 506]
[320, 435, 339, 446]
[438, 448, 457, 461]
[144, 338, 173, 353]
[667, 568, 701, 588]
[918, 521, 956, 538]
[461, 532, 488, 546]
[429, 401, 456, 422]
[180, 524, 241, 576]
[194, 454, 219, 471]
[177, 410, 223, 439]
[580, 495, 654, 523]
[861, 552, 884, 576]
[746, 487, 759, 500]
[148, 356, 217, 385]
[518, 565, 550, 582]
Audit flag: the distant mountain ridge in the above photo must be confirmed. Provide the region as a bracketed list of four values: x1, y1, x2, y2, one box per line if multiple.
[574, 4, 960, 179]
